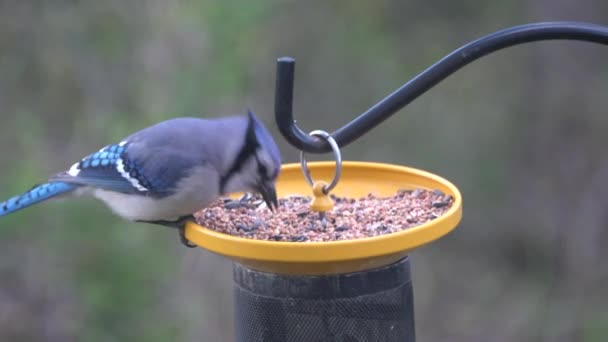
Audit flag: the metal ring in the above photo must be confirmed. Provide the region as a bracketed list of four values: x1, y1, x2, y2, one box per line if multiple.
[300, 130, 342, 194]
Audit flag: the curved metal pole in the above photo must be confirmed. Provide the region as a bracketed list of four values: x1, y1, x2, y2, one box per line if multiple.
[274, 21, 608, 153]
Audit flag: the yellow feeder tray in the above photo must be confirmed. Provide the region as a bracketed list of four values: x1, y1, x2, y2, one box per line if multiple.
[185, 161, 462, 275]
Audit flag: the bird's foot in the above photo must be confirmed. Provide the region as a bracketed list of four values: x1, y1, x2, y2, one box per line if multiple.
[136, 215, 197, 248]
[178, 223, 197, 248]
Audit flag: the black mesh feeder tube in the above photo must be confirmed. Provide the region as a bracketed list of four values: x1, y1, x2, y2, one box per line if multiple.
[185, 160, 462, 342]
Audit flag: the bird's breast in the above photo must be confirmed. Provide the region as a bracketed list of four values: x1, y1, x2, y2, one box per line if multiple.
[93, 167, 220, 222]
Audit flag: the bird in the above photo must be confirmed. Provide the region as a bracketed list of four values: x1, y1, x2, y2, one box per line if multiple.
[0, 110, 282, 248]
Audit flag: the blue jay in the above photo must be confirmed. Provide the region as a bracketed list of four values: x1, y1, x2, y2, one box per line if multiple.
[0, 110, 282, 248]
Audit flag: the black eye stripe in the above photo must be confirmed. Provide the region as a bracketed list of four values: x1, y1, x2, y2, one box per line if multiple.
[219, 119, 260, 193]
[256, 155, 269, 180]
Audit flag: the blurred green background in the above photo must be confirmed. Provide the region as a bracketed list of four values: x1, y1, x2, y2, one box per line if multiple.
[1, 1, 608, 341]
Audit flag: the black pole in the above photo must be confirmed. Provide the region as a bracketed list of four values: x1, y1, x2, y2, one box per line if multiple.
[274, 21, 608, 153]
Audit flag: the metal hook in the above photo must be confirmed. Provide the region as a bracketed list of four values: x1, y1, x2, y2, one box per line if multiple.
[300, 130, 342, 194]
[274, 21, 608, 154]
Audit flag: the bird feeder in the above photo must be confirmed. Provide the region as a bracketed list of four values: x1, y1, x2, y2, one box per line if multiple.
[185, 155, 462, 341]
[182, 51, 465, 342]
[184, 21, 608, 341]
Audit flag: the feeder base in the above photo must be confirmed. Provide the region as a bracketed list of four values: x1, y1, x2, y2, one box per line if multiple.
[233, 256, 415, 342]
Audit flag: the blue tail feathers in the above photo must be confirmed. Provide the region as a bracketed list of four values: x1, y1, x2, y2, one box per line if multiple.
[0, 182, 79, 217]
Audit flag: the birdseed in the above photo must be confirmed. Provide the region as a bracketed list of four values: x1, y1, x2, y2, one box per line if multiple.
[194, 189, 454, 242]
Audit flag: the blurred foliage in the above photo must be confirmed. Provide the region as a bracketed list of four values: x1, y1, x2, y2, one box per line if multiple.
[1, 1, 608, 341]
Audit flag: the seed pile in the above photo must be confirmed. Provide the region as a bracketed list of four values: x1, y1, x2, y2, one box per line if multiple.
[194, 189, 454, 242]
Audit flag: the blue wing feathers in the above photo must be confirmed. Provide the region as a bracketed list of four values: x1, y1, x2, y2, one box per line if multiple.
[50, 143, 149, 195]
[79, 144, 125, 171]
[49, 142, 192, 197]
[0, 182, 78, 217]
[1, 132, 202, 218]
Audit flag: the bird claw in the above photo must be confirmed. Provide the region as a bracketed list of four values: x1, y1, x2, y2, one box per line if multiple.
[178, 225, 197, 248]
[136, 216, 197, 249]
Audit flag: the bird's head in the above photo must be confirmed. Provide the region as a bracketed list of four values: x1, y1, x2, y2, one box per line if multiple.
[220, 110, 282, 210]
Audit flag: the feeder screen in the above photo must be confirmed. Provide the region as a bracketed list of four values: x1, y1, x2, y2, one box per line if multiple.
[233, 257, 415, 342]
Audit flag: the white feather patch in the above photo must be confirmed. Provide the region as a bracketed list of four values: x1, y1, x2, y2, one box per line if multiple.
[67, 162, 81, 177]
[116, 158, 148, 192]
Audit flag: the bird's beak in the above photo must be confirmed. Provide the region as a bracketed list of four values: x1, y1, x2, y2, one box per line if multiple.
[258, 182, 278, 211]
